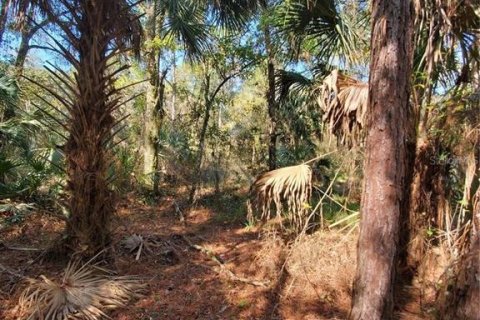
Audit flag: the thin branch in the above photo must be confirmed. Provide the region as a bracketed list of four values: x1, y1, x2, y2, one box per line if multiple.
[209, 60, 256, 103]
[45, 61, 77, 88]
[106, 92, 144, 113]
[109, 79, 150, 96]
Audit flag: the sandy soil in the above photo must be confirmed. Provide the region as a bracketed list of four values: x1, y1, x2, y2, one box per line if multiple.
[0, 191, 433, 319]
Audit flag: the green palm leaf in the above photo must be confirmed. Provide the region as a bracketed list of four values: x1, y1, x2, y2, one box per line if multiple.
[158, 0, 210, 58]
[275, 0, 365, 64]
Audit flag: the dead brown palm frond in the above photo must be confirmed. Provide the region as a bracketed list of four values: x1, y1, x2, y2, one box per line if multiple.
[120, 234, 168, 261]
[15, 260, 145, 320]
[247, 164, 312, 231]
[317, 69, 368, 147]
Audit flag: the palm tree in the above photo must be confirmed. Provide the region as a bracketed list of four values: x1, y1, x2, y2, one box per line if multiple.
[276, 68, 368, 147]
[275, 0, 365, 65]
[407, 0, 480, 269]
[273, 0, 368, 148]
[11, 0, 142, 255]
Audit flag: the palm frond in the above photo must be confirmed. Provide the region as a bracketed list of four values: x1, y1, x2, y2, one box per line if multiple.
[317, 69, 368, 146]
[208, 0, 264, 30]
[15, 260, 145, 320]
[247, 164, 312, 231]
[413, 0, 480, 87]
[275, 0, 365, 64]
[275, 69, 314, 102]
[160, 0, 210, 58]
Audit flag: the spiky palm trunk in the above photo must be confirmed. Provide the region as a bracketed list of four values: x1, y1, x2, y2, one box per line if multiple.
[63, 1, 116, 253]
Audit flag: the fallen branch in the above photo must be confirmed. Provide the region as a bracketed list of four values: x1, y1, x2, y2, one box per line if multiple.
[180, 235, 269, 287]
[0, 262, 26, 279]
[0, 242, 42, 251]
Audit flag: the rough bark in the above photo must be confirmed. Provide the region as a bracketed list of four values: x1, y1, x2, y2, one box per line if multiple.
[407, 139, 449, 267]
[350, 0, 413, 318]
[63, 1, 133, 255]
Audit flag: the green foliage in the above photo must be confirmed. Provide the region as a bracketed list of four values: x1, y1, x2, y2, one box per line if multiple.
[0, 71, 18, 112]
[274, 0, 368, 64]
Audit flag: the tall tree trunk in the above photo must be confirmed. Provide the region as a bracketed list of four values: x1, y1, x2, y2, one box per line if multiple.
[14, 18, 49, 75]
[63, 1, 120, 255]
[152, 70, 167, 195]
[143, 84, 157, 185]
[171, 50, 176, 121]
[350, 0, 413, 318]
[142, 2, 164, 190]
[189, 73, 211, 206]
[0, 0, 10, 46]
[264, 24, 277, 171]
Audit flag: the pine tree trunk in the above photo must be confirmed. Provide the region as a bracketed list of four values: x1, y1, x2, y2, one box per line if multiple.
[350, 0, 413, 318]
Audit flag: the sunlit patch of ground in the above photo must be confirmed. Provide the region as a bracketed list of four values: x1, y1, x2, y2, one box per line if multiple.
[0, 190, 435, 319]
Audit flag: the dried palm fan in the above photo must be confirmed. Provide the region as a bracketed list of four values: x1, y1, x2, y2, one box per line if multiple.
[14, 260, 145, 320]
[317, 69, 368, 146]
[247, 164, 312, 230]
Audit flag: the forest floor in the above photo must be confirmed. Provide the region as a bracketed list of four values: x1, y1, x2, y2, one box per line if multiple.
[0, 188, 434, 320]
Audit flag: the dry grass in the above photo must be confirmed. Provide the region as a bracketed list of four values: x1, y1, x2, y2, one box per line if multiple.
[14, 260, 145, 320]
[287, 231, 356, 299]
[252, 231, 286, 280]
[252, 230, 357, 318]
